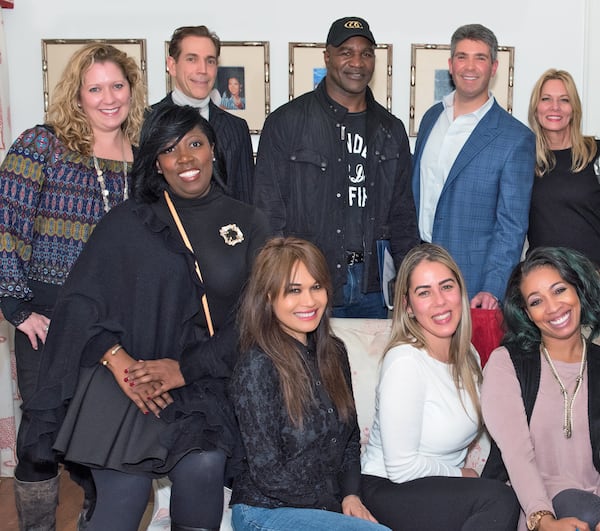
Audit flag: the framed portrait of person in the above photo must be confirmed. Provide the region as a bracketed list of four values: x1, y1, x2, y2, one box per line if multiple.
[409, 43, 514, 136]
[165, 40, 270, 134]
[288, 42, 393, 111]
[41, 38, 147, 113]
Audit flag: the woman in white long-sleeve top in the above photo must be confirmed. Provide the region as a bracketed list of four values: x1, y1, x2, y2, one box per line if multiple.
[360, 243, 519, 531]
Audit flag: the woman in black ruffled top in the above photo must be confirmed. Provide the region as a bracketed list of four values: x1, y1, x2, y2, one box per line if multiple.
[23, 104, 269, 531]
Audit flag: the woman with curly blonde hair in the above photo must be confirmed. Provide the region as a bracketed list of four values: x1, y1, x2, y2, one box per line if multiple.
[0, 42, 145, 529]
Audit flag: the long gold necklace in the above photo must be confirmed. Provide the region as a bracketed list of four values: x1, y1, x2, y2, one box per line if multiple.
[540, 337, 587, 439]
[92, 140, 129, 212]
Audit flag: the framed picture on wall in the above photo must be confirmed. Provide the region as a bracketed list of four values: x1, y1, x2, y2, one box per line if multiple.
[165, 41, 270, 134]
[409, 43, 514, 136]
[42, 39, 147, 113]
[288, 42, 393, 111]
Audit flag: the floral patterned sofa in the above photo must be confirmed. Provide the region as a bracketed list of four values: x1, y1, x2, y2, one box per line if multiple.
[148, 317, 493, 531]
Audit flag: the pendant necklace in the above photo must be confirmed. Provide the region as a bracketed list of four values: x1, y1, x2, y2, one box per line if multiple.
[93, 141, 129, 213]
[540, 337, 586, 438]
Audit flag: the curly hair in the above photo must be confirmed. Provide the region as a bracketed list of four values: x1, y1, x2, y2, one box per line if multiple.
[46, 43, 146, 155]
[528, 69, 597, 177]
[238, 237, 355, 428]
[386, 243, 482, 430]
[503, 246, 600, 351]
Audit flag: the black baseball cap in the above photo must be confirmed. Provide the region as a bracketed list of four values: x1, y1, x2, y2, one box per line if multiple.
[326, 17, 376, 47]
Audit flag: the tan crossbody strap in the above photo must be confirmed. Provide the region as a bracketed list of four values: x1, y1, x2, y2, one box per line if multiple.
[164, 190, 215, 337]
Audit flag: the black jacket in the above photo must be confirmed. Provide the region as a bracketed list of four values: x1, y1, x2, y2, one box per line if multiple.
[152, 94, 255, 204]
[253, 79, 419, 305]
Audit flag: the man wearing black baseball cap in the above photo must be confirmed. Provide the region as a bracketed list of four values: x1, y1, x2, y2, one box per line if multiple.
[254, 16, 418, 320]
[326, 16, 376, 47]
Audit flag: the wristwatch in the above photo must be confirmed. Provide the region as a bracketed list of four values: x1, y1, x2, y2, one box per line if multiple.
[527, 510, 554, 530]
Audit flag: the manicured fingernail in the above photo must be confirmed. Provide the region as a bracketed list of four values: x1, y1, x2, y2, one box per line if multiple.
[124, 377, 129, 382]
[124, 368, 128, 374]
[143, 411, 148, 415]
[129, 382, 135, 387]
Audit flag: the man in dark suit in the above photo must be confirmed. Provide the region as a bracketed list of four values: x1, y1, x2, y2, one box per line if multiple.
[153, 26, 254, 203]
[412, 24, 535, 307]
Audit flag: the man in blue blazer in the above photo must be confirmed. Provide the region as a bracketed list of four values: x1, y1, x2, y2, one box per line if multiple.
[412, 24, 535, 308]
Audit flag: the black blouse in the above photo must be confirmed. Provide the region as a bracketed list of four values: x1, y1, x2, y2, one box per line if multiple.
[528, 140, 600, 266]
[230, 337, 361, 512]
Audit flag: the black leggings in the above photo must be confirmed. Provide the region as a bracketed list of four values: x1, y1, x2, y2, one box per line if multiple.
[361, 474, 519, 531]
[88, 449, 226, 531]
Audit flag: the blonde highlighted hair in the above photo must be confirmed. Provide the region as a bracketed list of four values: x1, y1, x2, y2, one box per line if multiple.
[386, 243, 482, 430]
[46, 43, 147, 155]
[528, 69, 597, 177]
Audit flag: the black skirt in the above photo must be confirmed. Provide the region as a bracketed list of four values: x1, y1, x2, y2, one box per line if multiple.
[54, 364, 243, 480]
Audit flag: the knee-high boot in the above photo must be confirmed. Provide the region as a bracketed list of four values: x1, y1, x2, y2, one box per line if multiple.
[13, 474, 60, 531]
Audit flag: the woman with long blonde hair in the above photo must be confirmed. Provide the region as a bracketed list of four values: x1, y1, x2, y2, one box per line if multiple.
[360, 243, 519, 530]
[527, 69, 600, 266]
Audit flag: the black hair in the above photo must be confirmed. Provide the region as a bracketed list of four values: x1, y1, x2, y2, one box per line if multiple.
[502, 246, 600, 351]
[131, 104, 225, 203]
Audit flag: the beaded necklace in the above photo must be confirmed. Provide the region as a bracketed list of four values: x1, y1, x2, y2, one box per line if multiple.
[540, 337, 586, 438]
[92, 155, 129, 213]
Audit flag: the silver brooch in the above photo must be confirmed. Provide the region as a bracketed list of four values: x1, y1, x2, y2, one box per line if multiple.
[219, 223, 244, 246]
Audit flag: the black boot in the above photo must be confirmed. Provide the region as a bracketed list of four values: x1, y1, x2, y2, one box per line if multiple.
[13, 474, 59, 531]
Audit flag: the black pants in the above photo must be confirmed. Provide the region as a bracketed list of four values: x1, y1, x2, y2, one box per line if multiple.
[554, 488, 600, 529]
[14, 326, 58, 482]
[361, 474, 519, 531]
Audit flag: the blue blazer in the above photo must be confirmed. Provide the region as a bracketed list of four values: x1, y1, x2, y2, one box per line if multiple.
[412, 100, 535, 301]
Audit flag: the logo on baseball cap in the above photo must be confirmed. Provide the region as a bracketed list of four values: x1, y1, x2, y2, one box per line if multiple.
[326, 17, 376, 47]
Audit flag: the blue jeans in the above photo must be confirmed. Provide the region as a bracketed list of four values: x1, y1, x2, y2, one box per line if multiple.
[332, 263, 388, 319]
[231, 504, 391, 531]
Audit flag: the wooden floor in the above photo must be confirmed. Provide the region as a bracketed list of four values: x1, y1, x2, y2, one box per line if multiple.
[0, 470, 153, 530]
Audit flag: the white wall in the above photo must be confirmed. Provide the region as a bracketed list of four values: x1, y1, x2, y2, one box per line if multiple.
[3, 0, 598, 147]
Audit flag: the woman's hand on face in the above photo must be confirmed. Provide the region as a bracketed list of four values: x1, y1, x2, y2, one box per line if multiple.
[125, 358, 185, 396]
[341, 495, 379, 523]
[16, 312, 51, 350]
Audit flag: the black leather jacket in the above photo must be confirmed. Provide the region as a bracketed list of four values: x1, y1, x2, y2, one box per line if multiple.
[254, 79, 419, 304]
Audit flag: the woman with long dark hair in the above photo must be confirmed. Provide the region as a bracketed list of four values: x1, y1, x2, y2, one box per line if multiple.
[230, 237, 389, 531]
[482, 247, 600, 531]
